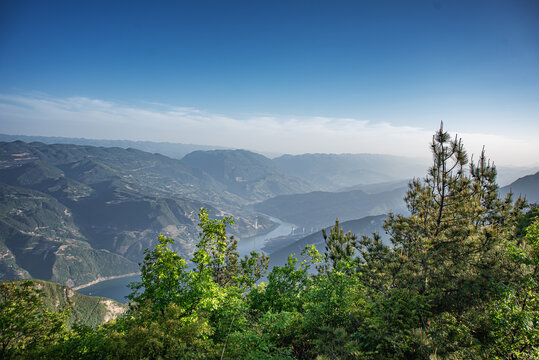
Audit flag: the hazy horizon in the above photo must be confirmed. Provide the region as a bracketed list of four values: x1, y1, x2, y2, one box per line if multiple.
[1, 1, 538, 166]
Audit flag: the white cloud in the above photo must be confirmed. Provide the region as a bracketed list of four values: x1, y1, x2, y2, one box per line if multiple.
[0, 93, 537, 166]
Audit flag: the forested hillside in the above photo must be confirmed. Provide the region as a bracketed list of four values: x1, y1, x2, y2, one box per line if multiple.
[0, 141, 279, 287]
[182, 149, 314, 201]
[1, 279, 127, 328]
[2, 127, 537, 359]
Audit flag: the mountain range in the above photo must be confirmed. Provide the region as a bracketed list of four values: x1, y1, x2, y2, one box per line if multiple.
[0, 133, 227, 160]
[1, 137, 537, 291]
[182, 149, 314, 202]
[3, 133, 532, 186]
[254, 187, 408, 230]
[0, 141, 282, 287]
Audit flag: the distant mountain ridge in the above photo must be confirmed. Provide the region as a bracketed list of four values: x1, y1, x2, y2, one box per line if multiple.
[254, 187, 408, 230]
[2, 133, 535, 187]
[273, 153, 429, 191]
[500, 171, 539, 204]
[0, 133, 227, 160]
[183, 149, 314, 202]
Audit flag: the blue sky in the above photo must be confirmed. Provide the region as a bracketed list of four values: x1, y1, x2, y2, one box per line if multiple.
[1, 0, 538, 165]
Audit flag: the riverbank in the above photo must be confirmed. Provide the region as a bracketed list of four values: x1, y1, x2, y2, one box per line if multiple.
[72, 272, 140, 291]
[75, 216, 294, 301]
[237, 215, 294, 256]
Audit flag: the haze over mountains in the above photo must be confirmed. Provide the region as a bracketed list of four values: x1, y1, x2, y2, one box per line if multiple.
[182, 149, 313, 202]
[273, 153, 427, 190]
[1, 135, 537, 292]
[0, 133, 227, 160]
[0, 141, 277, 287]
[2, 133, 532, 187]
[255, 187, 408, 230]
[500, 171, 539, 204]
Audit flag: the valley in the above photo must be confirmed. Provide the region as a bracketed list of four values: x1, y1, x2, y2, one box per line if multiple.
[1, 136, 538, 301]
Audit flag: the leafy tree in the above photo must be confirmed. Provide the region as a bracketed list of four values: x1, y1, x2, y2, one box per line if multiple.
[0, 280, 70, 359]
[124, 208, 270, 359]
[250, 246, 320, 314]
[127, 234, 192, 313]
[489, 215, 539, 358]
[107, 302, 216, 360]
[193, 209, 238, 287]
[194, 208, 269, 288]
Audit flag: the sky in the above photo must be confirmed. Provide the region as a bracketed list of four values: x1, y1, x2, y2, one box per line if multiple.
[0, 0, 538, 166]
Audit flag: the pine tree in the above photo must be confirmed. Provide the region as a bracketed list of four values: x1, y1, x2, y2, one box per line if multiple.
[317, 218, 357, 274]
[373, 123, 526, 357]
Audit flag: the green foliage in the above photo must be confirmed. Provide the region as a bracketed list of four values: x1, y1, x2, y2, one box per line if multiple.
[488, 215, 539, 359]
[194, 208, 269, 289]
[317, 218, 357, 274]
[107, 303, 216, 360]
[128, 234, 191, 313]
[360, 124, 526, 358]
[250, 255, 307, 313]
[194, 208, 238, 286]
[122, 208, 270, 358]
[0, 280, 70, 359]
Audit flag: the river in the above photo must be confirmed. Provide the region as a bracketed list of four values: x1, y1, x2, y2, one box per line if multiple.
[77, 216, 294, 303]
[236, 216, 294, 256]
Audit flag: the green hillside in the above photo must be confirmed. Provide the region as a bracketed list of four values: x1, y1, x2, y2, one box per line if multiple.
[0, 182, 140, 287]
[0, 141, 279, 287]
[3, 279, 127, 327]
[0, 140, 231, 204]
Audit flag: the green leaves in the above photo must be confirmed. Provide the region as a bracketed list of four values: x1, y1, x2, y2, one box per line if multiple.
[0, 280, 70, 358]
[489, 215, 539, 358]
[194, 208, 269, 288]
[127, 234, 191, 313]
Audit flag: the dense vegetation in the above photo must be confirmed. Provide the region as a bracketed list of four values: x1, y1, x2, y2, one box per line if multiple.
[1, 279, 127, 329]
[1, 127, 538, 359]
